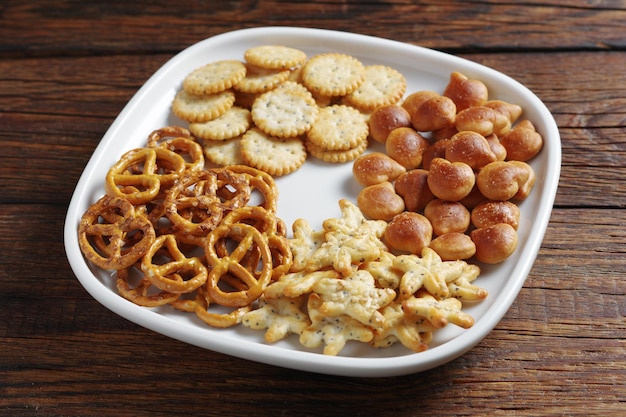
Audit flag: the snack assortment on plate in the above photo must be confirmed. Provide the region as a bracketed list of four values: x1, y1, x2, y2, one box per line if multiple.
[77, 44, 544, 356]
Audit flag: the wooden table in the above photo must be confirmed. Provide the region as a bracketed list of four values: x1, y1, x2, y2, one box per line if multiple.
[1, 1, 624, 415]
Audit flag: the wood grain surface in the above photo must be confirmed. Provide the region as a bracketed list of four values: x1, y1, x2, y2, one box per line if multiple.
[1, 1, 624, 416]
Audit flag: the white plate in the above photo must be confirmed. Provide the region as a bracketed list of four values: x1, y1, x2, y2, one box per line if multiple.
[64, 27, 561, 377]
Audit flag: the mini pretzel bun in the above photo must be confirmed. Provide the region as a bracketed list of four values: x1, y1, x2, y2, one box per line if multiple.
[352, 152, 406, 186]
[429, 232, 476, 261]
[476, 160, 529, 201]
[499, 119, 544, 162]
[442, 71, 489, 112]
[470, 223, 518, 264]
[427, 158, 475, 201]
[368, 104, 412, 144]
[357, 182, 405, 221]
[384, 211, 433, 254]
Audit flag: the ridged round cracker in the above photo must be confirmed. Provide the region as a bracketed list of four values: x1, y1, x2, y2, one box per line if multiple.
[183, 60, 246, 95]
[241, 127, 307, 176]
[234, 63, 292, 94]
[189, 106, 252, 141]
[344, 65, 407, 111]
[301, 53, 365, 97]
[244, 45, 307, 70]
[306, 104, 369, 151]
[171, 89, 235, 123]
[251, 81, 319, 138]
[305, 136, 368, 163]
[202, 136, 245, 167]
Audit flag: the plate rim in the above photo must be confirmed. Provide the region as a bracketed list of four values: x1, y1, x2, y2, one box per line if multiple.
[64, 26, 561, 377]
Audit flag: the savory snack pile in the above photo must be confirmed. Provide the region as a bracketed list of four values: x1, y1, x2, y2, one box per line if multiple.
[77, 44, 544, 356]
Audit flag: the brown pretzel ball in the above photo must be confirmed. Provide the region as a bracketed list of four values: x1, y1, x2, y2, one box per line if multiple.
[410, 95, 457, 132]
[352, 152, 406, 186]
[445, 131, 497, 169]
[384, 211, 433, 254]
[500, 120, 544, 162]
[470, 223, 518, 264]
[459, 184, 488, 210]
[427, 158, 475, 202]
[455, 106, 499, 137]
[384, 127, 431, 169]
[423, 199, 471, 236]
[484, 100, 522, 125]
[357, 181, 406, 221]
[401, 90, 439, 116]
[394, 169, 435, 212]
[442, 71, 489, 112]
[471, 200, 521, 230]
[429, 232, 476, 261]
[431, 124, 459, 142]
[368, 104, 412, 144]
[509, 160, 536, 201]
[485, 133, 507, 161]
[475, 160, 529, 201]
[421, 138, 450, 171]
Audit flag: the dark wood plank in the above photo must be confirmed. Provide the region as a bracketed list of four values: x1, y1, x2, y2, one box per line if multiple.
[1, 1, 624, 58]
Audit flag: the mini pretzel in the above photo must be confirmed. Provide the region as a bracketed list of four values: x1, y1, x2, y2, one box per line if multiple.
[204, 223, 273, 307]
[155, 136, 205, 173]
[141, 234, 208, 294]
[78, 195, 156, 270]
[105, 147, 186, 205]
[146, 125, 195, 147]
[224, 164, 279, 213]
[164, 170, 225, 236]
[221, 206, 293, 279]
[116, 264, 180, 307]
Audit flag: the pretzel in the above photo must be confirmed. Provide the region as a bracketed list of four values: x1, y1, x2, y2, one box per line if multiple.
[146, 125, 196, 147]
[224, 164, 279, 213]
[104, 147, 186, 205]
[204, 223, 273, 307]
[221, 206, 292, 279]
[163, 170, 226, 236]
[141, 234, 208, 294]
[78, 195, 156, 270]
[116, 264, 180, 307]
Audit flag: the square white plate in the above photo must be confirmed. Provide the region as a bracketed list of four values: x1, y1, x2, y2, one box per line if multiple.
[64, 27, 561, 377]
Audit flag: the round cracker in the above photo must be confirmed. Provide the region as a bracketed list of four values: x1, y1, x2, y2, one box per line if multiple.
[344, 65, 407, 111]
[202, 136, 245, 167]
[305, 136, 368, 163]
[189, 106, 252, 141]
[234, 63, 292, 94]
[306, 104, 369, 151]
[241, 128, 307, 176]
[251, 81, 319, 138]
[301, 53, 365, 97]
[171, 89, 235, 123]
[244, 45, 307, 70]
[183, 60, 246, 95]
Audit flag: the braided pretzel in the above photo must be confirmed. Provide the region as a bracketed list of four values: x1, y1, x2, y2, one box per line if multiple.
[105, 147, 186, 205]
[141, 234, 208, 294]
[204, 223, 273, 307]
[78, 195, 156, 270]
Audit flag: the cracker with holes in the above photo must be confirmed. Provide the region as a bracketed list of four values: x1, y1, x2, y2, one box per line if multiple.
[306, 104, 369, 151]
[244, 45, 307, 70]
[172, 89, 235, 123]
[301, 53, 365, 97]
[189, 106, 251, 141]
[251, 80, 319, 138]
[183, 60, 247, 95]
[235, 63, 292, 94]
[201, 136, 246, 166]
[240, 127, 307, 176]
[343, 64, 407, 111]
